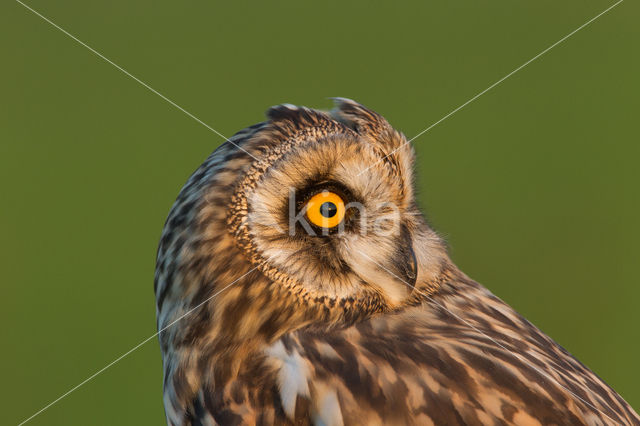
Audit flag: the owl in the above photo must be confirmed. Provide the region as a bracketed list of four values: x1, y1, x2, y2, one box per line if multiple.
[154, 99, 639, 425]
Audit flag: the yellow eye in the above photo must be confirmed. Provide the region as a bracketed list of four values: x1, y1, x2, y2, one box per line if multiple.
[305, 191, 346, 229]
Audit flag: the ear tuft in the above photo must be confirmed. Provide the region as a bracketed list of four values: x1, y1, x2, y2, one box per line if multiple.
[266, 103, 331, 129]
[329, 98, 391, 137]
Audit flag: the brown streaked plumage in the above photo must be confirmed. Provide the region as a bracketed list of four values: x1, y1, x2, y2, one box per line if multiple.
[154, 99, 639, 425]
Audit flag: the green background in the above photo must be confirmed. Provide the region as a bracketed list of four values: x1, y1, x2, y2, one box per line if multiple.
[2, 0, 638, 424]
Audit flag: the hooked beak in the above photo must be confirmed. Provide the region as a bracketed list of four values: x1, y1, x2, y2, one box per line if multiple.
[343, 224, 418, 305]
[389, 225, 417, 291]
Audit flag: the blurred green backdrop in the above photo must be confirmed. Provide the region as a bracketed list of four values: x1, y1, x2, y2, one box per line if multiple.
[1, 0, 638, 424]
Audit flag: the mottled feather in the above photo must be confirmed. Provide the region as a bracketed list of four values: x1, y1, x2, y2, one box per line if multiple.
[155, 99, 639, 426]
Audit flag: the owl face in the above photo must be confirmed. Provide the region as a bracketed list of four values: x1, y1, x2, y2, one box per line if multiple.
[226, 100, 442, 309]
[155, 99, 448, 395]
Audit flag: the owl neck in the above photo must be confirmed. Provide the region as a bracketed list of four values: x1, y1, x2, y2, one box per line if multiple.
[158, 248, 469, 420]
[179, 257, 463, 360]
[163, 250, 463, 357]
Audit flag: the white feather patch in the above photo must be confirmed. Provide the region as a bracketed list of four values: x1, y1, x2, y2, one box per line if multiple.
[265, 340, 311, 419]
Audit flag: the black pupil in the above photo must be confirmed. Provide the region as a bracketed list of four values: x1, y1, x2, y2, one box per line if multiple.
[320, 202, 337, 218]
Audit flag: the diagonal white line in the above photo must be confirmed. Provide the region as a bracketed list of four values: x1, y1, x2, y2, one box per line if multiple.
[13, 0, 626, 424]
[357, 0, 624, 178]
[17, 267, 258, 426]
[15, 0, 259, 161]
[356, 249, 622, 425]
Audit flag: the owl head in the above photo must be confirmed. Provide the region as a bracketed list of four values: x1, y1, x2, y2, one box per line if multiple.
[155, 99, 448, 346]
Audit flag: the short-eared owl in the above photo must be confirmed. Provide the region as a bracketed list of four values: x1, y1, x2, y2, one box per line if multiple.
[155, 99, 639, 425]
